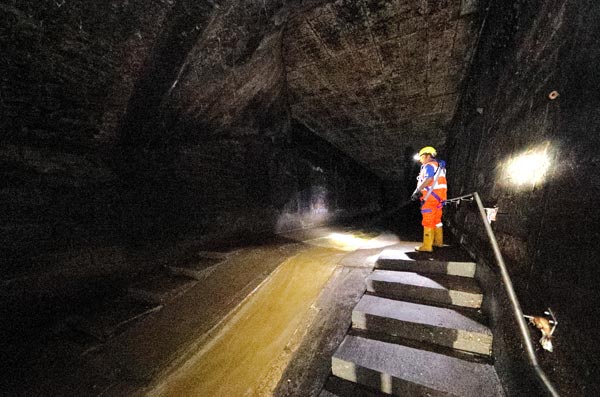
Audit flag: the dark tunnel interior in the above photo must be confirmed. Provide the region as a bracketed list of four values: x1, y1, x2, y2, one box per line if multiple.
[2, 0, 600, 395]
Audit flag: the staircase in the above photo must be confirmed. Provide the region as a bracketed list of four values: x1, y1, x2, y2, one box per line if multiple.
[323, 248, 505, 396]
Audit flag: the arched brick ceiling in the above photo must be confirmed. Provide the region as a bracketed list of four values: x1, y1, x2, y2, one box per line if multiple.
[160, 0, 482, 181]
[284, 0, 481, 180]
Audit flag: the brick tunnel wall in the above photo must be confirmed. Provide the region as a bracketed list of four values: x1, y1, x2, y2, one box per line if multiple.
[447, 0, 600, 395]
[1, 0, 169, 265]
[1, 1, 382, 314]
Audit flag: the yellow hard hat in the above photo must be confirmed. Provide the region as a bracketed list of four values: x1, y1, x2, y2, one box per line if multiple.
[419, 146, 437, 157]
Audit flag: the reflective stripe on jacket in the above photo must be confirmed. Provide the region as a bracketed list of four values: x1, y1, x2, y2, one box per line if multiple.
[417, 160, 447, 199]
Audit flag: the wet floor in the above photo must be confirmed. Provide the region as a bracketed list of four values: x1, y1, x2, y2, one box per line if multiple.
[146, 228, 401, 396]
[148, 229, 384, 396]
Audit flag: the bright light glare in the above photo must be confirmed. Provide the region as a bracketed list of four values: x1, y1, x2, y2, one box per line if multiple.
[505, 146, 551, 187]
[327, 233, 367, 250]
[328, 233, 357, 242]
[413, 153, 420, 161]
[322, 232, 399, 251]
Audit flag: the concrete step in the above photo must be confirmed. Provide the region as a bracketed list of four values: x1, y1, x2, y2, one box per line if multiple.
[367, 270, 483, 309]
[168, 256, 223, 280]
[127, 275, 197, 304]
[352, 295, 492, 356]
[320, 375, 394, 397]
[66, 298, 162, 341]
[332, 335, 504, 397]
[376, 256, 476, 278]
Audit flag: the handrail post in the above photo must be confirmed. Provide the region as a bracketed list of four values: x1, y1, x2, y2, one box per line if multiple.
[450, 192, 560, 397]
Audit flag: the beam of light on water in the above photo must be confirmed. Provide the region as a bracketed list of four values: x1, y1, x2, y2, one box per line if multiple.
[304, 232, 399, 252]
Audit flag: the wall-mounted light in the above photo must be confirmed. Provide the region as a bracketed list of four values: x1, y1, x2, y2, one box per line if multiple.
[502, 143, 553, 188]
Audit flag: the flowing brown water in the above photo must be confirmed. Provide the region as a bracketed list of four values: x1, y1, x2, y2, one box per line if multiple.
[150, 245, 349, 396]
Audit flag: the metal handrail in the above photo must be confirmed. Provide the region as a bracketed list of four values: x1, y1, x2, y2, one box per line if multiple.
[446, 192, 560, 397]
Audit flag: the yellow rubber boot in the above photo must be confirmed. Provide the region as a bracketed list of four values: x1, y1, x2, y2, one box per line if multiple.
[433, 227, 444, 247]
[416, 227, 434, 252]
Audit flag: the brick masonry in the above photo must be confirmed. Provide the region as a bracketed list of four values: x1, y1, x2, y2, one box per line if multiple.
[285, 0, 482, 180]
[2, 1, 599, 394]
[446, 0, 600, 395]
[1, 1, 381, 297]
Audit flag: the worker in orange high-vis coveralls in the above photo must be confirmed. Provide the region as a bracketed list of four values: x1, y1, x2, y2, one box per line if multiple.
[411, 146, 447, 252]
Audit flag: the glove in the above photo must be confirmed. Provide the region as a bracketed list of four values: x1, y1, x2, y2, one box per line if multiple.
[411, 191, 420, 201]
[438, 160, 446, 168]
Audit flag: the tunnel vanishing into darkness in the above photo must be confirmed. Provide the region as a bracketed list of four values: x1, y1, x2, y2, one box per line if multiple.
[2, 0, 600, 396]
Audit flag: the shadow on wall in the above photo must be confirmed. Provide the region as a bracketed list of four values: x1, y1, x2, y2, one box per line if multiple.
[116, 134, 384, 246]
[275, 185, 380, 233]
[275, 186, 332, 233]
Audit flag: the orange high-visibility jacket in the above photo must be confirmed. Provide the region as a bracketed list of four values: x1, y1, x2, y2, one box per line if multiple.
[417, 160, 447, 202]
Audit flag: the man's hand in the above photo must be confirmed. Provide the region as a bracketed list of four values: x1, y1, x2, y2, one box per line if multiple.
[411, 191, 420, 201]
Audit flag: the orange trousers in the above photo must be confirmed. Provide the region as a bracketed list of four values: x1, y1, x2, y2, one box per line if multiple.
[420, 194, 445, 229]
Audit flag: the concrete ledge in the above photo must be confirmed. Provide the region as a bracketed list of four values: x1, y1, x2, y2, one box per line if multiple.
[332, 335, 504, 397]
[375, 258, 476, 278]
[352, 295, 492, 356]
[67, 298, 162, 341]
[168, 256, 223, 280]
[320, 375, 388, 397]
[128, 275, 198, 304]
[367, 270, 483, 308]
